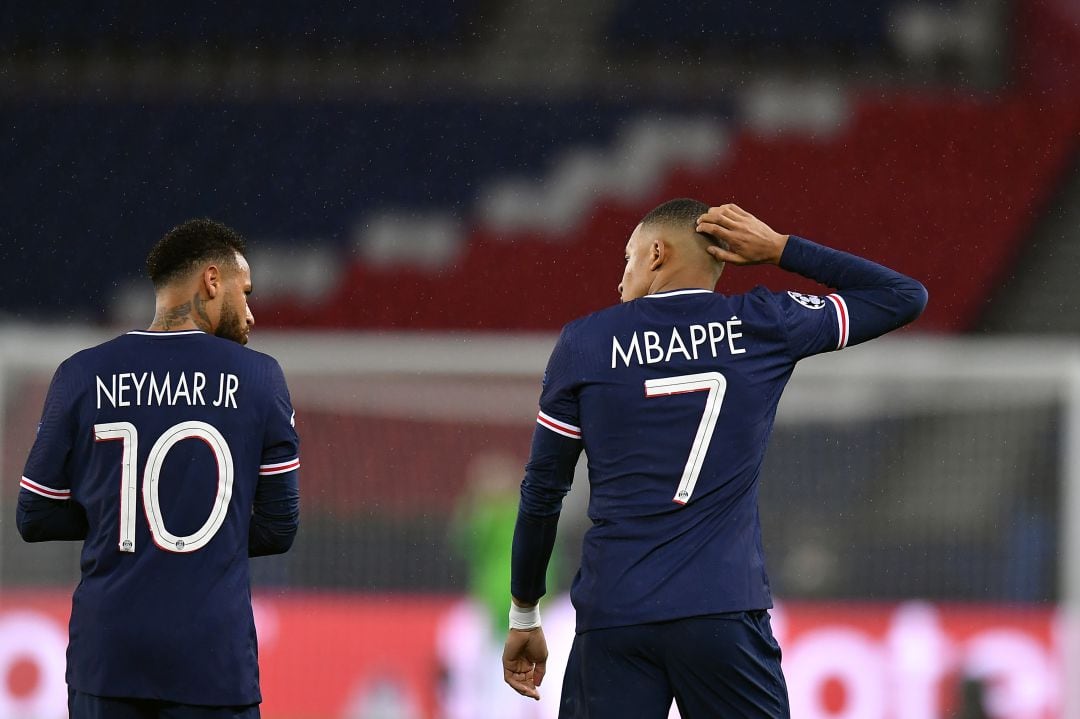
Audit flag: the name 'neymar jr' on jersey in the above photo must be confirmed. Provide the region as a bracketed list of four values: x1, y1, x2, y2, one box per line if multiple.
[17, 219, 300, 717]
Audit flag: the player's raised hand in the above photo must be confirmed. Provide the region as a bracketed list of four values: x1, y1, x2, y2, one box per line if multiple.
[696, 204, 789, 266]
[503, 627, 548, 700]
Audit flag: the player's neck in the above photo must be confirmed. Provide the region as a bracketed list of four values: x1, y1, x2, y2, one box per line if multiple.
[648, 268, 719, 296]
[148, 290, 214, 334]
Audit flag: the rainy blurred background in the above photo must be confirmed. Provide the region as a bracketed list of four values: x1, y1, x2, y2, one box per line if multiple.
[1, 1, 1079, 717]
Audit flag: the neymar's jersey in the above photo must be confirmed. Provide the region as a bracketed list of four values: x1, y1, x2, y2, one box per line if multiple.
[512, 236, 927, 632]
[18, 330, 299, 705]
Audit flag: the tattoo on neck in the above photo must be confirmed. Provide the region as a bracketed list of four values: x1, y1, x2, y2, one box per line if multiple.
[149, 293, 213, 333]
[192, 292, 213, 333]
[151, 301, 192, 331]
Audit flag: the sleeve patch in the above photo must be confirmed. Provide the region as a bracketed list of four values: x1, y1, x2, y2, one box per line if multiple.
[787, 291, 828, 310]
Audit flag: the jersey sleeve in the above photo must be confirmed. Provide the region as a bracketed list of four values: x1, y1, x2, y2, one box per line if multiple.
[766, 288, 850, 359]
[17, 361, 89, 542]
[511, 326, 584, 604]
[250, 359, 300, 557]
[20, 362, 78, 500]
[535, 324, 582, 441]
[772, 235, 928, 359]
[524, 325, 583, 516]
[259, 359, 300, 476]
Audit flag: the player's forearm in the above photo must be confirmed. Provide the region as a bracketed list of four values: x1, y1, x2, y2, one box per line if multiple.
[511, 426, 580, 602]
[249, 502, 299, 556]
[780, 236, 921, 297]
[249, 471, 300, 556]
[518, 426, 580, 517]
[16, 491, 88, 542]
[780, 235, 928, 341]
[510, 509, 560, 604]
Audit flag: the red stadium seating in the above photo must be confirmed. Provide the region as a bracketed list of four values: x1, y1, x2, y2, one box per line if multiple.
[261, 92, 1079, 334]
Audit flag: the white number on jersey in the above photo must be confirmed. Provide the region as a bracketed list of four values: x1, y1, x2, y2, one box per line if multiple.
[94, 421, 235, 553]
[644, 371, 727, 505]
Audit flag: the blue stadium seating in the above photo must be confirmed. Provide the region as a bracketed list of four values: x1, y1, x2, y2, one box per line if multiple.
[2, 99, 724, 319]
[0, 1, 480, 51]
[606, 0, 932, 52]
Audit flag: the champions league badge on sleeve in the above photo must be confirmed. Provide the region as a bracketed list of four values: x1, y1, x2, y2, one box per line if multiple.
[787, 291, 828, 310]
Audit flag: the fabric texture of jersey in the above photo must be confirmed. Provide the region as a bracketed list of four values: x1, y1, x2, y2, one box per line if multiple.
[20, 330, 299, 705]
[516, 236, 927, 632]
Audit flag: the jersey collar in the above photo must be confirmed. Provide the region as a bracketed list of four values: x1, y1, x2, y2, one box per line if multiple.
[645, 289, 713, 299]
[126, 330, 206, 337]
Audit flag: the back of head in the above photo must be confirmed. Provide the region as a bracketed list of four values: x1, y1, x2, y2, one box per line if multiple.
[640, 198, 727, 253]
[146, 219, 247, 289]
[640, 198, 709, 232]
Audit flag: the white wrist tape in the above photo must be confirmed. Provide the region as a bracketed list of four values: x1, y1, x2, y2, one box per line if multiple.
[509, 602, 541, 630]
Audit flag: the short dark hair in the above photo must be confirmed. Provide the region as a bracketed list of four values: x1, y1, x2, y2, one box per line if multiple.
[640, 197, 726, 250]
[146, 219, 247, 288]
[640, 198, 710, 231]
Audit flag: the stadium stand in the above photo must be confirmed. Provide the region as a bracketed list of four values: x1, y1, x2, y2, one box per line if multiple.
[0, 1, 482, 52]
[607, 0, 895, 52]
[3, 91, 1076, 333]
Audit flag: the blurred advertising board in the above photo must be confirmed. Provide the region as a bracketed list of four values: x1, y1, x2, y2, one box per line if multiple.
[0, 592, 1060, 719]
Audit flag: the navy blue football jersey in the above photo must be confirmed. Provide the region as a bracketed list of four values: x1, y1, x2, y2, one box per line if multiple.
[18, 329, 299, 705]
[512, 236, 927, 632]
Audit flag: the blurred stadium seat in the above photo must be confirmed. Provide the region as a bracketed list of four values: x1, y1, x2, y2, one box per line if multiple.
[0, 1, 481, 52]
[3, 92, 1076, 332]
[607, 0, 894, 52]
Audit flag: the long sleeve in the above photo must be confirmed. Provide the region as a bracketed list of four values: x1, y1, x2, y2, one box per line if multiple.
[17, 490, 88, 541]
[18, 362, 84, 542]
[510, 425, 581, 603]
[510, 326, 584, 604]
[248, 469, 299, 557]
[250, 360, 300, 557]
[778, 235, 928, 348]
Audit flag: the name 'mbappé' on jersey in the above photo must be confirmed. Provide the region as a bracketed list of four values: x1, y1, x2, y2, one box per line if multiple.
[17, 329, 300, 705]
[511, 236, 927, 632]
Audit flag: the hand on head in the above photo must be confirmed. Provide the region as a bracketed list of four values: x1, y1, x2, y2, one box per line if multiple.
[696, 204, 789, 266]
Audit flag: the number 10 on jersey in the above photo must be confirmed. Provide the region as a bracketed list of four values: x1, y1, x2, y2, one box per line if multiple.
[644, 372, 727, 505]
[94, 421, 235, 554]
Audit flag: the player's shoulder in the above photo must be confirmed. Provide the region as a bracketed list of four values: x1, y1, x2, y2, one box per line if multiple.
[728, 285, 816, 317]
[60, 332, 142, 370]
[193, 334, 287, 375]
[742, 286, 841, 318]
[69, 331, 282, 370]
[557, 302, 627, 343]
[238, 343, 287, 375]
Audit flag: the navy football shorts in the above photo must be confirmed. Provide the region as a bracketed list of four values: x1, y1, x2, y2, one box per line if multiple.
[68, 689, 260, 719]
[559, 610, 789, 719]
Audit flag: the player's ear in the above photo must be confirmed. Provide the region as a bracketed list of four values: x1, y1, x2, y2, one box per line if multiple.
[202, 264, 221, 299]
[649, 238, 666, 271]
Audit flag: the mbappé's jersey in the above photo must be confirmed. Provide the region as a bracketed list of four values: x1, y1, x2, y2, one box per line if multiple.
[512, 236, 927, 632]
[19, 330, 299, 704]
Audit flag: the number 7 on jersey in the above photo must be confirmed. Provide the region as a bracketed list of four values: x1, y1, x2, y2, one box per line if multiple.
[644, 371, 727, 505]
